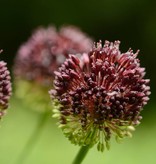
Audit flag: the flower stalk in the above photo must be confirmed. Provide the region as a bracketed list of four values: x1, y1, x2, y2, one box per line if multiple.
[72, 145, 90, 164]
[15, 111, 49, 164]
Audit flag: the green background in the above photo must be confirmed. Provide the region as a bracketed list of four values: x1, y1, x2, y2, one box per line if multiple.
[0, 0, 156, 163]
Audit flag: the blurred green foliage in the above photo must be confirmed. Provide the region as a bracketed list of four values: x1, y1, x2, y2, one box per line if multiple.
[0, 0, 155, 163]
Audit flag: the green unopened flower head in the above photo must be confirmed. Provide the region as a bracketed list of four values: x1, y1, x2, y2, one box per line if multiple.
[50, 41, 150, 151]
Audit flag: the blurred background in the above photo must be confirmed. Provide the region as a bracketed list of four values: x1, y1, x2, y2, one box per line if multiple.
[0, 0, 156, 163]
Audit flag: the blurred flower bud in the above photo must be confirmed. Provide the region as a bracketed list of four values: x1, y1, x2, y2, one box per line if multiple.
[13, 25, 93, 112]
[14, 26, 93, 85]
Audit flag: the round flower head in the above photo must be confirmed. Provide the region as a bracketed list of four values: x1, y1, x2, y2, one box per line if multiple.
[14, 26, 93, 86]
[50, 41, 150, 151]
[13, 25, 93, 112]
[14, 26, 58, 86]
[0, 60, 12, 119]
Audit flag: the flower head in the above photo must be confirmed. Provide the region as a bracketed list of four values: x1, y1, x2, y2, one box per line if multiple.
[13, 25, 93, 113]
[14, 26, 58, 86]
[0, 60, 12, 119]
[14, 26, 93, 86]
[50, 40, 150, 151]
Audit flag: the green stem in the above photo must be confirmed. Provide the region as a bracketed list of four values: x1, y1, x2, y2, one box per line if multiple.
[15, 111, 49, 164]
[72, 145, 90, 164]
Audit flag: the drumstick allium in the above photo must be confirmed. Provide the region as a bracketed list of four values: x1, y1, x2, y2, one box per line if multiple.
[50, 40, 150, 152]
[14, 26, 93, 86]
[0, 60, 12, 119]
[13, 25, 93, 112]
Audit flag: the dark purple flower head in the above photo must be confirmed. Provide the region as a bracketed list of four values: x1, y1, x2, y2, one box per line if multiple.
[50, 40, 150, 151]
[0, 61, 12, 118]
[14, 26, 93, 86]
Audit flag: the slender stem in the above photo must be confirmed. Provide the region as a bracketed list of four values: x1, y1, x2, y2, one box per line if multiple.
[15, 111, 49, 164]
[72, 145, 90, 164]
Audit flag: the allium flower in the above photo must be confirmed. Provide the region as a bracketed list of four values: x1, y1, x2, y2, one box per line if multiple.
[50, 41, 150, 151]
[13, 25, 93, 113]
[14, 26, 93, 86]
[0, 60, 12, 119]
[14, 26, 58, 86]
